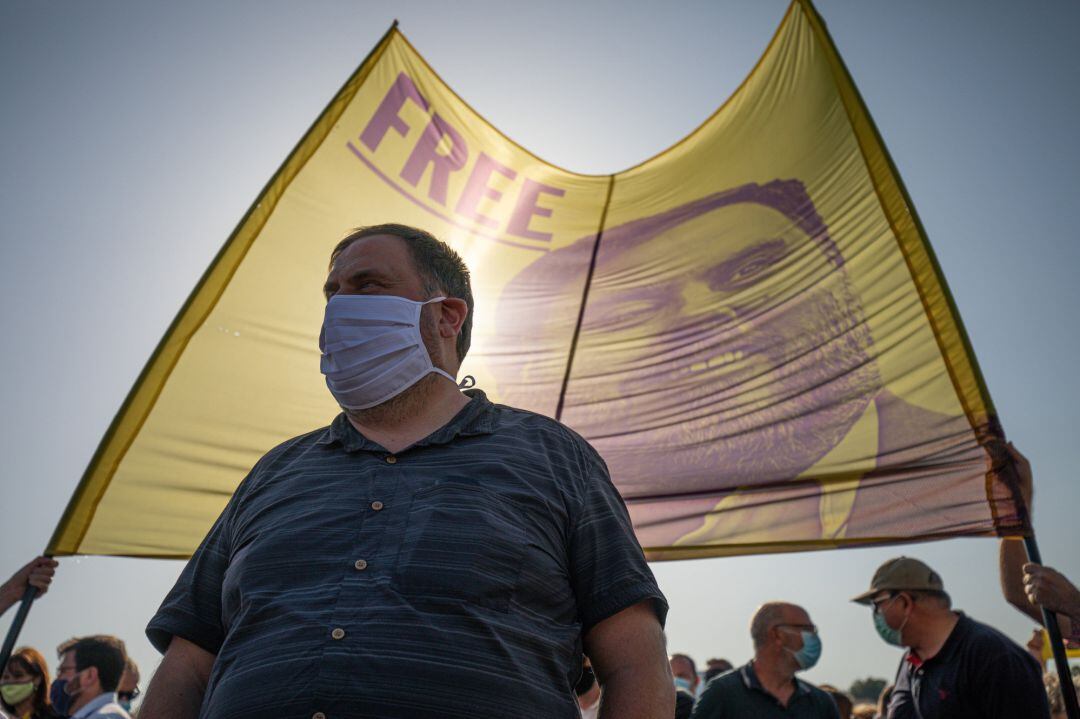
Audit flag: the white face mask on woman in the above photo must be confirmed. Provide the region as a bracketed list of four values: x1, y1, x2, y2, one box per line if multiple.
[319, 294, 456, 410]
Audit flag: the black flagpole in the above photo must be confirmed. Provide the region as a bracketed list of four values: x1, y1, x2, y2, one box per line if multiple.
[0, 584, 41, 672]
[1023, 534, 1079, 719]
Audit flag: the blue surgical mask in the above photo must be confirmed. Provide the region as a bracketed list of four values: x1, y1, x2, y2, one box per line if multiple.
[674, 677, 694, 693]
[874, 610, 907, 647]
[49, 677, 75, 717]
[784, 630, 822, 670]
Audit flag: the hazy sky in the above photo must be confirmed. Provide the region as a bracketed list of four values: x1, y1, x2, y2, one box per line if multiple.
[2, 0, 1078, 705]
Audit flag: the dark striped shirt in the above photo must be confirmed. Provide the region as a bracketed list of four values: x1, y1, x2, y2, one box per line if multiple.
[147, 389, 667, 719]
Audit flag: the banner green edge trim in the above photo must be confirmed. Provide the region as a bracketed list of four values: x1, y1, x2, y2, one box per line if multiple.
[45, 23, 401, 557]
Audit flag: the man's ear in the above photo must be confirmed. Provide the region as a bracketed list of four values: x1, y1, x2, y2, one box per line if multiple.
[438, 298, 468, 339]
[84, 665, 100, 689]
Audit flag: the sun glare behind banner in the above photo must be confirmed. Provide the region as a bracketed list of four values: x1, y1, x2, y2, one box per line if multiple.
[48, 0, 1025, 560]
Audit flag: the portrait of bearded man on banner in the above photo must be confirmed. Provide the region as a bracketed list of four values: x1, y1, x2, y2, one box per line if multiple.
[497, 179, 980, 554]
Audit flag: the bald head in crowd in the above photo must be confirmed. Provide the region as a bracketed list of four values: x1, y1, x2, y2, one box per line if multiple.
[692, 601, 840, 718]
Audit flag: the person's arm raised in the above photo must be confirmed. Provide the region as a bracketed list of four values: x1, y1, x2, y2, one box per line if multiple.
[0, 556, 58, 615]
[138, 636, 215, 719]
[585, 600, 674, 719]
[995, 443, 1075, 638]
[995, 444, 1043, 622]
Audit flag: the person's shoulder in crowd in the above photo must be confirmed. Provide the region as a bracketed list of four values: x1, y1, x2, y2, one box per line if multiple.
[959, 612, 1039, 659]
[695, 665, 743, 709]
[797, 680, 844, 713]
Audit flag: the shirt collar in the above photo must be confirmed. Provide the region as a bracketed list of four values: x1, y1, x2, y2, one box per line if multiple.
[316, 388, 497, 453]
[904, 611, 968, 667]
[930, 611, 969, 663]
[740, 661, 813, 698]
[72, 692, 120, 718]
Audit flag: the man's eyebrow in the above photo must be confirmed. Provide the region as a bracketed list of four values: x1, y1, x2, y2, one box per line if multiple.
[323, 268, 390, 295]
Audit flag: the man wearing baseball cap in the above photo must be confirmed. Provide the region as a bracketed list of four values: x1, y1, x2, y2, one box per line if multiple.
[853, 556, 1049, 719]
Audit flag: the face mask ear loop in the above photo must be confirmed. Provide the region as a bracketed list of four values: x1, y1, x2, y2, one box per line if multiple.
[458, 375, 476, 389]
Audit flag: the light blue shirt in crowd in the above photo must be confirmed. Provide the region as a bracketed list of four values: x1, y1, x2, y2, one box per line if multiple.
[72, 692, 131, 719]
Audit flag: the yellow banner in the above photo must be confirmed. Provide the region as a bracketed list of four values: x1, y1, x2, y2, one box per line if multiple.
[48, 1, 1023, 559]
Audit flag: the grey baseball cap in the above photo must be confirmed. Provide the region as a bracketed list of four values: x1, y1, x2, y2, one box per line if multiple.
[851, 556, 946, 604]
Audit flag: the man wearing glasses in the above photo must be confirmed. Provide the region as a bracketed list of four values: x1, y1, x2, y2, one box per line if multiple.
[853, 556, 1049, 719]
[691, 602, 840, 718]
[116, 657, 140, 714]
[52, 636, 131, 719]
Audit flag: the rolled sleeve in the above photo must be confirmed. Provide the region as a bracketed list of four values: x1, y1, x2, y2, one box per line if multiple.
[568, 442, 668, 634]
[146, 503, 234, 656]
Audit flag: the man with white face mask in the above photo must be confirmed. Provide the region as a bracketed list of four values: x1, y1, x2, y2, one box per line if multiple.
[852, 556, 1049, 719]
[141, 224, 672, 719]
[691, 602, 838, 718]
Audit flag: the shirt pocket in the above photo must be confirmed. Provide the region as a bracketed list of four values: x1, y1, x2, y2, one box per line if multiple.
[395, 478, 526, 612]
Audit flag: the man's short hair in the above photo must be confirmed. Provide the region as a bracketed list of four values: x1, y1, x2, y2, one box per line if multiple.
[331, 224, 474, 362]
[893, 589, 951, 609]
[750, 602, 792, 649]
[123, 655, 140, 684]
[669, 652, 697, 677]
[819, 684, 853, 718]
[703, 662, 732, 683]
[57, 635, 127, 692]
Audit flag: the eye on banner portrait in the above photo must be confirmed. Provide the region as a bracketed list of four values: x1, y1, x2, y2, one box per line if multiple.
[48, 0, 1025, 560]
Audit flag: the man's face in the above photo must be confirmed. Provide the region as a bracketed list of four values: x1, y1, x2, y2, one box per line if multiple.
[323, 234, 445, 369]
[669, 656, 698, 691]
[774, 606, 816, 652]
[55, 651, 94, 709]
[55, 652, 78, 683]
[562, 199, 878, 492]
[323, 234, 426, 303]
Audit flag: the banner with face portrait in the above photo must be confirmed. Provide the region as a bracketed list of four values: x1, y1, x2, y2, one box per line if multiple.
[48, 0, 1026, 558]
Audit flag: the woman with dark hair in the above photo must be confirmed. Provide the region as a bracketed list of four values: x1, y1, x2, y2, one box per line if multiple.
[1, 646, 54, 719]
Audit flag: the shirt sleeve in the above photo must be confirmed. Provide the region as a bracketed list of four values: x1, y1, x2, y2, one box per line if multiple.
[888, 659, 917, 719]
[566, 438, 668, 635]
[822, 693, 842, 719]
[145, 489, 241, 656]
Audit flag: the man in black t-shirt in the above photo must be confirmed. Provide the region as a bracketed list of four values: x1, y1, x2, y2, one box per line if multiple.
[853, 556, 1049, 719]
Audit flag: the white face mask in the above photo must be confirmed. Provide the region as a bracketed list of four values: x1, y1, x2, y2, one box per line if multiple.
[320, 294, 456, 410]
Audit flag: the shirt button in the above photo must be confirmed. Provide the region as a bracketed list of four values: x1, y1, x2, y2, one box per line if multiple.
[354, 559, 368, 571]
[313, 713, 326, 719]
[371, 500, 384, 511]
[331, 627, 345, 640]
[385, 455, 397, 464]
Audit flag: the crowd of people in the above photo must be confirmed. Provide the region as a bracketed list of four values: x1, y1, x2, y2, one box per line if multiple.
[641, 553, 1080, 719]
[0, 559, 140, 718]
[1, 549, 1077, 718]
[3, 224, 1079, 718]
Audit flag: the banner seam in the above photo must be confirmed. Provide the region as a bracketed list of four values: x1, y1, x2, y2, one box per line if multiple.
[555, 175, 615, 422]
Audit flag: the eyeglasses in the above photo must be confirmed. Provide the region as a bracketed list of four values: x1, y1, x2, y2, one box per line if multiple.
[118, 687, 141, 702]
[776, 623, 818, 635]
[871, 594, 899, 615]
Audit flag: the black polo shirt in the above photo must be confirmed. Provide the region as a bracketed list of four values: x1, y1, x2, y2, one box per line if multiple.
[691, 662, 841, 718]
[147, 389, 667, 719]
[889, 612, 1050, 719]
